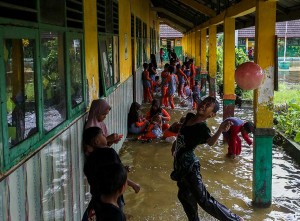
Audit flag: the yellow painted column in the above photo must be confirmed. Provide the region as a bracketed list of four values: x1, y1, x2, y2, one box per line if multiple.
[252, 0, 276, 207]
[209, 25, 217, 97]
[223, 17, 236, 119]
[188, 33, 192, 57]
[200, 28, 207, 71]
[191, 31, 196, 60]
[200, 28, 207, 96]
[84, 0, 99, 102]
[195, 31, 201, 66]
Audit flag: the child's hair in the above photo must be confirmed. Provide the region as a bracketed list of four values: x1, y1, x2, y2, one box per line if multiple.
[176, 64, 181, 69]
[195, 80, 199, 86]
[202, 96, 220, 113]
[95, 163, 127, 197]
[82, 127, 103, 153]
[243, 121, 254, 133]
[168, 65, 174, 73]
[83, 148, 121, 197]
[155, 76, 159, 81]
[164, 63, 170, 69]
[143, 62, 149, 69]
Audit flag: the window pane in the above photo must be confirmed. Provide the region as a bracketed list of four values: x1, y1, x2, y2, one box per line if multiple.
[4, 39, 38, 147]
[69, 39, 83, 108]
[107, 37, 113, 87]
[41, 32, 66, 132]
[99, 38, 113, 90]
[113, 36, 119, 84]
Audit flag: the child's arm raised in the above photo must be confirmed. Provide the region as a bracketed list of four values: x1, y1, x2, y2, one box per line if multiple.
[207, 120, 233, 146]
[127, 179, 141, 193]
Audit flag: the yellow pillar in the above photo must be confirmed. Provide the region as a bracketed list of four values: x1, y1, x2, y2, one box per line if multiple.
[252, 0, 276, 207]
[246, 38, 249, 51]
[195, 31, 201, 66]
[191, 32, 196, 60]
[200, 28, 207, 71]
[223, 17, 235, 119]
[84, 0, 99, 101]
[209, 25, 217, 97]
[200, 28, 207, 96]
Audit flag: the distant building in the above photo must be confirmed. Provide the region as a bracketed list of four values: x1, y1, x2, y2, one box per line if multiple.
[237, 19, 300, 58]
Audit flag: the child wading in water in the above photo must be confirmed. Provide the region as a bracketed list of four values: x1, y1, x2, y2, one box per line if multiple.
[171, 96, 244, 221]
[222, 117, 254, 159]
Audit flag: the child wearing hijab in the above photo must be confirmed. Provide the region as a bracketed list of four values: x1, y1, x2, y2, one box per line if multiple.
[127, 102, 149, 134]
[85, 99, 121, 146]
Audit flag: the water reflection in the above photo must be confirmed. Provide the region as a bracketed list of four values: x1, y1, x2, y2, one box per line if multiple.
[120, 102, 300, 221]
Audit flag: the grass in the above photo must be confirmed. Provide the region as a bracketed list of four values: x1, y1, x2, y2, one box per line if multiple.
[274, 83, 300, 105]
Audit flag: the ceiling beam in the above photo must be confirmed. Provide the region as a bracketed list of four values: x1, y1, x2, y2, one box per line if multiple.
[151, 7, 194, 28]
[159, 18, 186, 33]
[191, 0, 256, 32]
[179, 0, 216, 17]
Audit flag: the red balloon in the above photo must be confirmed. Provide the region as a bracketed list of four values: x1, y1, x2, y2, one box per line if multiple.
[235, 62, 264, 90]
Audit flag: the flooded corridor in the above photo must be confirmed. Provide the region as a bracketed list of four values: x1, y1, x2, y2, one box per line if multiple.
[120, 102, 300, 221]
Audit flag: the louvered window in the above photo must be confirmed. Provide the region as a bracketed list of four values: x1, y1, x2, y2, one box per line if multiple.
[97, 0, 118, 34]
[66, 0, 83, 29]
[0, 0, 37, 22]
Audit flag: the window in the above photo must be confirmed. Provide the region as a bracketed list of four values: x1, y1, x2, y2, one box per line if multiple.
[97, 0, 120, 96]
[41, 32, 66, 132]
[4, 38, 38, 148]
[143, 22, 148, 63]
[99, 35, 119, 94]
[0, 0, 85, 171]
[136, 17, 142, 68]
[69, 37, 84, 108]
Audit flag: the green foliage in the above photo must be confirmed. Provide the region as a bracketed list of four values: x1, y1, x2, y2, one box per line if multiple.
[274, 83, 300, 105]
[275, 102, 300, 143]
[274, 83, 300, 143]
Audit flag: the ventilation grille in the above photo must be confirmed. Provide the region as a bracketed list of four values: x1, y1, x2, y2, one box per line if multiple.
[66, 0, 83, 29]
[0, 0, 37, 22]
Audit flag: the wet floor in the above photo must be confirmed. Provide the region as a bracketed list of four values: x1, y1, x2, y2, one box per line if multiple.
[120, 101, 300, 221]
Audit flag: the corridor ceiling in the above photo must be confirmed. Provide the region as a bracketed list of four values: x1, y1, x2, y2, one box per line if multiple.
[151, 0, 300, 33]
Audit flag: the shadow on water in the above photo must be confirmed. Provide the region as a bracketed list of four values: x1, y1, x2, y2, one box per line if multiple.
[120, 101, 300, 221]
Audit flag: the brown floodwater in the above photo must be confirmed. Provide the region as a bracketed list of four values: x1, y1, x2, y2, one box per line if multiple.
[120, 102, 300, 221]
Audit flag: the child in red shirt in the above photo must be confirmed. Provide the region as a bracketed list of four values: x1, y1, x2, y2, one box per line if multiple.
[222, 117, 254, 158]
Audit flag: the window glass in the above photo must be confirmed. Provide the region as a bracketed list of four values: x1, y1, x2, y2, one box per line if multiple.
[4, 38, 38, 147]
[69, 38, 83, 108]
[113, 36, 119, 84]
[41, 32, 66, 132]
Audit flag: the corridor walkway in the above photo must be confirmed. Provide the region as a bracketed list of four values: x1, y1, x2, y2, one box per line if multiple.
[120, 96, 300, 221]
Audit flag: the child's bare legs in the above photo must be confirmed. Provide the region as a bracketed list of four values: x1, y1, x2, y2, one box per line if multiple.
[169, 95, 175, 109]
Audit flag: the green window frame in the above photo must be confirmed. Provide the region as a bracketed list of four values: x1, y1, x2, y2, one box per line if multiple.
[136, 17, 142, 68]
[97, 0, 120, 97]
[0, 0, 86, 172]
[98, 34, 120, 97]
[0, 26, 86, 172]
[0, 27, 41, 170]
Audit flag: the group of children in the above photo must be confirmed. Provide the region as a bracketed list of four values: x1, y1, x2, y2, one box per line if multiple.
[83, 86, 254, 220]
[82, 99, 140, 221]
[142, 58, 204, 110]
